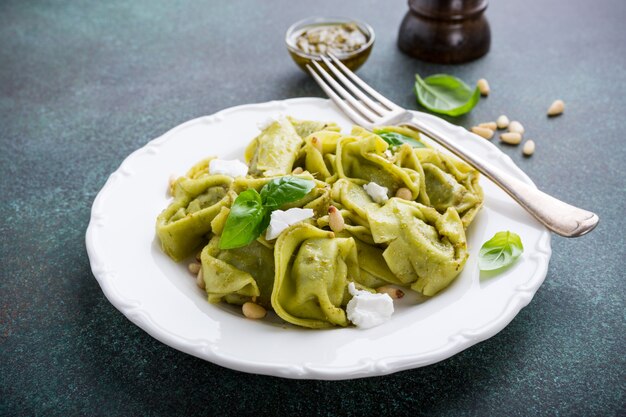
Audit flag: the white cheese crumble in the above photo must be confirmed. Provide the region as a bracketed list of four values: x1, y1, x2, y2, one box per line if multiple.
[208, 159, 249, 178]
[363, 182, 389, 204]
[265, 208, 314, 240]
[257, 115, 289, 131]
[256, 117, 277, 131]
[346, 282, 394, 329]
[383, 149, 393, 159]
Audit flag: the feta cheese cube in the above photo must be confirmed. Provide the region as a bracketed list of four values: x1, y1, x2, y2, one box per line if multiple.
[265, 208, 314, 240]
[346, 282, 394, 329]
[363, 182, 389, 204]
[208, 159, 249, 178]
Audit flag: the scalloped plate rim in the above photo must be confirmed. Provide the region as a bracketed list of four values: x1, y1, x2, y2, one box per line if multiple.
[85, 97, 551, 380]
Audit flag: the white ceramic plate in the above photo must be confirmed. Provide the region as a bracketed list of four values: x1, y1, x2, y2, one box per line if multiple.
[86, 98, 551, 380]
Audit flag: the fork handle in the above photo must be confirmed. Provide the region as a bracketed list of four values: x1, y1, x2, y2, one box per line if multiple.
[403, 117, 599, 237]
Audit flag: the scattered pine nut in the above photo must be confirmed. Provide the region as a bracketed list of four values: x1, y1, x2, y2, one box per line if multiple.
[242, 302, 267, 319]
[196, 269, 205, 289]
[500, 132, 522, 145]
[292, 167, 304, 174]
[477, 78, 490, 96]
[523, 140, 536, 156]
[188, 262, 201, 275]
[195, 250, 202, 262]
[328, 205, 345, 233]
[496, 115, 510, 129]
[311, 136, 323, 151]
[508, 121, 525, 135]
[168, 174, 177, 195]
[395, 187, 413, 200]
[377, 286, 405, 299]
[479, 122, 497, 130]
[547, 99, 565, 116]
[471, 126, 495, 139]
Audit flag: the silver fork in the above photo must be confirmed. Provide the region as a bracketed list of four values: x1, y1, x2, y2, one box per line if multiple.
[307, 54, 598, 237]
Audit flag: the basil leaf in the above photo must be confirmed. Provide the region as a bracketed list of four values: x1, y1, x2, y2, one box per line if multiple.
[375, 130, 426, 148]
[219, 189, 267, 250]
[478, 231, 524, 271]
[260, 176, 315, 208]
[414, 73, 481, 116]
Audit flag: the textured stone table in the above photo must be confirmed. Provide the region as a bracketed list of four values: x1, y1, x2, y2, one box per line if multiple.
[1, 0, 624, 415]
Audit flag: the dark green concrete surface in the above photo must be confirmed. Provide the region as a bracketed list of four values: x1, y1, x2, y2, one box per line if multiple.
[1, 1, 624, 416]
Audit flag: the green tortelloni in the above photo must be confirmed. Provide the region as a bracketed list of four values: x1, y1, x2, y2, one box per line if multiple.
[297, 130, 343, 182]
[414, 148, 483, 228]
[245, 118, 303, 177]
[156, 175, 234, 261]
[317, 208, 374, 245]
[200, 236, 275, 307]
[288, 116, 340, 139]
[368, 198, 468, 296]
[155, 117, 484, 328]
[330, 179, 380, 225]
[167, 157, 216, 196]
[272, 223, 361, 329]
[353, 238, 402, 288]
[336, 127, 423, 199]
[392, 144, 430, 205]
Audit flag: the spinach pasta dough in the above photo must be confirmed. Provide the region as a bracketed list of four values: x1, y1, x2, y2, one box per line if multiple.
[272, 223, 362, 328]
[155, 116, 483, 329]
[369, 199, 468, 296]
[415, 148, 483, 228]
[156, 174, 233, 261]
[245, 117, 303, 177]
[201, 237, 275, 307]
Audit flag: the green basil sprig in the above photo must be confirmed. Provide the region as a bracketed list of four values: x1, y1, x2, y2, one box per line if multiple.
[414, 74, 480, 117]
[260, 176, 315, 208]
[375, 130, 426, 149]
[219, 190, 267, 250]
[219, 176, 315, 249]
[478, 231, 524, 271]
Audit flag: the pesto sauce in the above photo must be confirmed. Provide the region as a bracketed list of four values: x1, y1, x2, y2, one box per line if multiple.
[294, 23, 367, 56]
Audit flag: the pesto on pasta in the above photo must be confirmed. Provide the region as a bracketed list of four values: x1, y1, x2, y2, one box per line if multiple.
[155, 116, 483, 329]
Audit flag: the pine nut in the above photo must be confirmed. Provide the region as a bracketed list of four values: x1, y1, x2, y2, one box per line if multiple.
[471, 126, 494, 139]
[328, 205, 345, 233]
[477, 78, 490, 96]
[547, 99, 564, 116]
[377, 286, 405, 299]
[188, 262, 201, 275]
[500, 132, 522, 145]
[196, 269, 205, 289]
[478, 122, 497, 130]
[168, 174, 177, 195]
[311, 136, 322, 151]
[523, 140, 536, 156]
[508, 121, 525, 135]
[242, 302, 267, 319]
[496, 115, 510, 129]
[292, 167, 304, 174]
[395, 187, 413, 200]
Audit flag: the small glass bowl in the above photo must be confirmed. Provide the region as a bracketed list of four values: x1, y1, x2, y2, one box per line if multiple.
[285, 17, 375, 72]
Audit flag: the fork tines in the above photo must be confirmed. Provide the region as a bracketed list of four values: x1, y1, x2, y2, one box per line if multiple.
[306, 53, 402, 128]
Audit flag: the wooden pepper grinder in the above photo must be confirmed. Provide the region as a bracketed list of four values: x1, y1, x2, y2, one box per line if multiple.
[398, 0, 490, 64]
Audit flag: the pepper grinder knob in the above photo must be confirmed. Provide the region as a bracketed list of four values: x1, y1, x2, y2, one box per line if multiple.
[398, 0, 490, 64]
